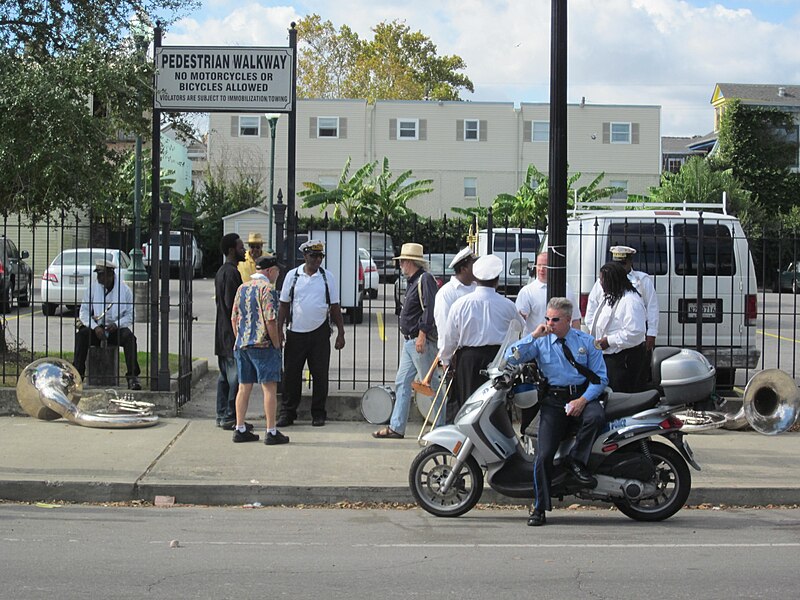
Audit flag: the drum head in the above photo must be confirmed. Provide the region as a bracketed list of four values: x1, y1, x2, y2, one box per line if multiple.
[361, 386, 395, 424]
[415, 391, 434, 419]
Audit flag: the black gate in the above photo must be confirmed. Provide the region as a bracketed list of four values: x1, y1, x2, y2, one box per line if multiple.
[176, 213, 195, 407]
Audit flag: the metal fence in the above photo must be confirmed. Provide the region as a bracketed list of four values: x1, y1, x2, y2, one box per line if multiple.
[0, 207, 194, 401]
[277, 209, 800, 393]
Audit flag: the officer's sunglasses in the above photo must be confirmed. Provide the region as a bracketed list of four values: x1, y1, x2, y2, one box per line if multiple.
[544, 316, 561, 323]
[308, 252, 325, 259]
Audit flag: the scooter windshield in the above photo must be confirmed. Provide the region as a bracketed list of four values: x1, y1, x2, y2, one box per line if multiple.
[485, 320, 523, 375]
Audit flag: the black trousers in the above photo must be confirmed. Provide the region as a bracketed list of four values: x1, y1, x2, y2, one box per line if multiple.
[533, 397, 605, 512]
[281, 323, 331, 420]
[446, 345, 500, 423]
[604, 342, 647, 393]
[74, 326, 140, 380]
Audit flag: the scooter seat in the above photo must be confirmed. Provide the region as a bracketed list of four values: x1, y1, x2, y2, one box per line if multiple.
[604, 389, 661, 420]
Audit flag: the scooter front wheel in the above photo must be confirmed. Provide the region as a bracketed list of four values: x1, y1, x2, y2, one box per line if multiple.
[409, 444, 484, 517]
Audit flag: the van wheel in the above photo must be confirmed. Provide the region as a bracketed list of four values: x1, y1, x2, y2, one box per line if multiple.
[715, 368, 735, 391]
[349, 305, 364, 325]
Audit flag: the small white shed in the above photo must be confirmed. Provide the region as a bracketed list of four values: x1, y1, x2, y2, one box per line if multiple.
[222, 207, 272, 249]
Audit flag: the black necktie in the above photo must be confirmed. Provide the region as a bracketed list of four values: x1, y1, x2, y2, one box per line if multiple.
[556, 338, 601, 384]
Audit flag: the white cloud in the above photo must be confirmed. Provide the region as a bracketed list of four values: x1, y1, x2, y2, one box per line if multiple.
[168, 0, 800, 135]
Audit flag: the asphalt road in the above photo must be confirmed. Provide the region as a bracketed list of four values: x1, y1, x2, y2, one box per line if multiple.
[4, 282, 800, 387]
[1, 503, 798, 599]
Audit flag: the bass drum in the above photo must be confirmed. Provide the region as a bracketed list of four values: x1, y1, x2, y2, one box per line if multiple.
[361, 385, 395, 424]
[415, 391, 434, 419]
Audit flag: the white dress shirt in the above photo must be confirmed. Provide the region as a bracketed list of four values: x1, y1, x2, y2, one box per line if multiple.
[585, 269, 659, 338]
[588, 290, 646, 354]
[279, 266, 340, 333]
[79, 277, 134, 330]
[440, 286, 524, 365]
[515, 278, 582, 335]
[433, 276, 477, 351]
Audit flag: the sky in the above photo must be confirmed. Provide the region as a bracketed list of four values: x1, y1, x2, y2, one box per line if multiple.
[163, 0, 800, 136]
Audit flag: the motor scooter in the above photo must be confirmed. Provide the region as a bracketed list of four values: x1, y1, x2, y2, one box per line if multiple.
[409, 324, 714, 521]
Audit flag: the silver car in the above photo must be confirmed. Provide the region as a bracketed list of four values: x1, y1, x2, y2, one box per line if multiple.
[41, 249, 131, 315]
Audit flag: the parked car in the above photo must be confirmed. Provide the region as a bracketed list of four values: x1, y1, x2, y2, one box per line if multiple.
[0, 236, 33, 313]
[41, 249, 131, 315]
[359, 248, 379, 299]
[777, 261, 800, 293]
[394, 253, 455, 314]
[141, 231, 203, 277]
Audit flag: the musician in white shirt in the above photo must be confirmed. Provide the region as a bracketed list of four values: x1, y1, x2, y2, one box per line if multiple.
[73, 260, 141, 389]
[586, 261, 647, 393]
[441, 254, 524, 416]
[516, 252, 581, 335]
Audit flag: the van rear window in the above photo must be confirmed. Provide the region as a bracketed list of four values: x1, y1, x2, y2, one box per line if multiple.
[674, 223, 736, 276]
[519, 234, 540, 252]
[606, 223, 668, 275]
[493, 234, 516, 252]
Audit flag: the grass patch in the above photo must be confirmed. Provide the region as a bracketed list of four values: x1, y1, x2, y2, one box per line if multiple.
[1, 351, 188, 388]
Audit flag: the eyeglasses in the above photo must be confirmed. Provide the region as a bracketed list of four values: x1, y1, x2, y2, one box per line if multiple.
[544, 316, 561, 323]
[250, 245, 263, 250]
[308, 252, 325, 259]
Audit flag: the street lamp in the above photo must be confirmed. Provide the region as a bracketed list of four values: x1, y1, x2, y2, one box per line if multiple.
[265, 113, 281, 250]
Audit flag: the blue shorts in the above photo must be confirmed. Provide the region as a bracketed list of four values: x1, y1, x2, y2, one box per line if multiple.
[235, 347, 282, 384]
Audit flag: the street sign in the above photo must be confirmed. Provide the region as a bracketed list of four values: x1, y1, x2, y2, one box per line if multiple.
[154, 46, 293, 112]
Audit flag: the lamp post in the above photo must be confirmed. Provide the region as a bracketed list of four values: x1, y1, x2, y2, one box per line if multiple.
[264, 113, 280, 251]
[126, 18, 152, 321]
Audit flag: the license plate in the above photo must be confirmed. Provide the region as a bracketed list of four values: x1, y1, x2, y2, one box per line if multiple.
[678, 298, 722, 323]
[68, 276, 84, 285]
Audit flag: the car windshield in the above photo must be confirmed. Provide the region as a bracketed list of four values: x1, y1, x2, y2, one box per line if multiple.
[53, 251, 115, 266]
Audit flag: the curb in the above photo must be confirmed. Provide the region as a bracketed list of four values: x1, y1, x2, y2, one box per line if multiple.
[2, 480, 798, 508]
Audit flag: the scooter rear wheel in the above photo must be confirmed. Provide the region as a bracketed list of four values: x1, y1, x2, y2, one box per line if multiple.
[612, 441, 691, 521]
[409, 444, 484, 517]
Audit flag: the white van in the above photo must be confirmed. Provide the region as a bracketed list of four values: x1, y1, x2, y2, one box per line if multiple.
[554, 204, 759, 387]
[478, 228, 544, 296]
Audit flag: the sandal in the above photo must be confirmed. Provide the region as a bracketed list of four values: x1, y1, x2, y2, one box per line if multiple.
[372, 427, 404, 439]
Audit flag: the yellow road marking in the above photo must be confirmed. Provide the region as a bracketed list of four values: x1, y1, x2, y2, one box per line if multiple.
[377, 312, 386, 342]
[757, 329, 800, 344]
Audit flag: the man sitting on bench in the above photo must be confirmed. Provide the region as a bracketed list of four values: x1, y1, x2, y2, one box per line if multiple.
[73, 259, 141, 390]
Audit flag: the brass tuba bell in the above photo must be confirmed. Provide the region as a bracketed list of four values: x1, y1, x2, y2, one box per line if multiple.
[742, 369, 800, 435]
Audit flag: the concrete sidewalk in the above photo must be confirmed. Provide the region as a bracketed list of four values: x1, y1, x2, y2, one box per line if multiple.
[1, 374, 799, 507]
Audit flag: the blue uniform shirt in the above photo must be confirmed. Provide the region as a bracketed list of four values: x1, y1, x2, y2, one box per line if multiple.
[505, 329, 608, 401]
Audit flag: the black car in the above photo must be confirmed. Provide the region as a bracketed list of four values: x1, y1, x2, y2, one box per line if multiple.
[0, 237, 33, 312]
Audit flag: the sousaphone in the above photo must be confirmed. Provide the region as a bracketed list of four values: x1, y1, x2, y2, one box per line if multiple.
[16, 357, 159, 428]
[741, 369, 800, 435]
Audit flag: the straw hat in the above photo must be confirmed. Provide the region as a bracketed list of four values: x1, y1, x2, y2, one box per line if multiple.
[393, 243, 426, 262]
[247, 232, 264, 245]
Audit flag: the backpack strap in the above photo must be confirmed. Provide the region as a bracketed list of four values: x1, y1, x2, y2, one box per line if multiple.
[286, 269, 301, 327]
[318, 268, 331, 306]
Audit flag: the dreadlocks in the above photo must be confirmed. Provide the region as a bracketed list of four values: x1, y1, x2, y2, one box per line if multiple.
[599, 261, 639, 306]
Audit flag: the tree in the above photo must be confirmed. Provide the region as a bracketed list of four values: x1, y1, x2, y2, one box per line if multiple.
[370, 157, 433, 221]
[714, 99, 800, 219]
[649, 156, 750, 214]
[491, 164, 620, 227]
[296, 15, 474, 102]
[299, 157, 377, 220]
[0, 0, 197, 217]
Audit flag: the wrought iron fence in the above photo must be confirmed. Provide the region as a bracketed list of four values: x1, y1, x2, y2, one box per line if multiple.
[0, 208, 194, 400]
[276, 209, 800, 392]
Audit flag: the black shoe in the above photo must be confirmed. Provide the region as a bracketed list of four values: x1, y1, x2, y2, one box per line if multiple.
[311, 417, 325, 427]
[527, 510, 546, 526]
[127, 377, 141, 391]
[276, 416, 294, 428]
[223, 421, 253, 431]
[265, 430, 290, 445]
[232, 429, 260, 443]
[566, 459, 597, 487]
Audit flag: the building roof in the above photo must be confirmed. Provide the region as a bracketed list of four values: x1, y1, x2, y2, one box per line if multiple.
[686, 131, 717, 152]
[662, 136, 706, 154]
[712, 83, 800, 107]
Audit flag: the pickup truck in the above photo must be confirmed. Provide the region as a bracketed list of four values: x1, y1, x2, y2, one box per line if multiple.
[141, 232, 203, 278]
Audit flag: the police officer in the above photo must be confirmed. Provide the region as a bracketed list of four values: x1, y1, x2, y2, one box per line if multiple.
[505, 297, 608, 527]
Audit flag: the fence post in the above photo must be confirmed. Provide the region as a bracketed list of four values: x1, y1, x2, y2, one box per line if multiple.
[158, 200, 172, 390]
[274, 189, 287, 286]
[695, 211, 704, 353]
[486, 206, 493, 256]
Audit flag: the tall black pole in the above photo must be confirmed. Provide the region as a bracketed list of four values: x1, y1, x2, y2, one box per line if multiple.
[150, 23, 162, 389]
[547, 0, 568, 299]
[286, 23, 298, 268]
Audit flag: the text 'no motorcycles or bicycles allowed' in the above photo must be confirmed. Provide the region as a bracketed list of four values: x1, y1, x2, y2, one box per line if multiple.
[154, 46, 294, 112]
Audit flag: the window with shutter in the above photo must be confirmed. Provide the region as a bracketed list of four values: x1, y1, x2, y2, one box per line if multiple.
[523, 120, 532, 142]
[479, 120, 487, 142]
[532, 121, 549, 142]
[239, 116, 260, 137]
[456, 119, 464, 141]
[464, 177, 477, 198]
[317, 116, 339, 138]
[339, 117, 348, 139]
[389, 118, 397, 140]
[464, 119, 479, 141]
[398, 118, 418, 140]
[610, 122, 631, 144]
[309, 117, 317, 139]
[610, 180, 628, 199]
[602, 122, 610, 144]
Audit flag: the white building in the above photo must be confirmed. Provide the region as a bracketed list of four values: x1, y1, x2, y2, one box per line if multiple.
[207, 98, 662, 218]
